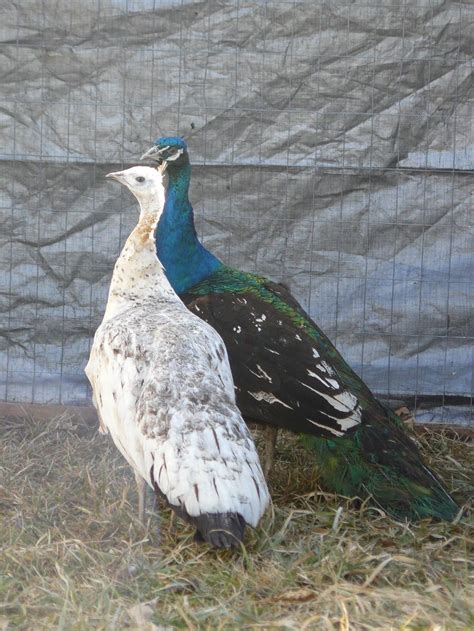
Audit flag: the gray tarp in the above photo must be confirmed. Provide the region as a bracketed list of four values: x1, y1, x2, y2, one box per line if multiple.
[0, 1, 472, 423]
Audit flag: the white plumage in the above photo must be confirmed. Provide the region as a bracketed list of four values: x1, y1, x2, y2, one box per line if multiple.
[85, 166, 269, 548]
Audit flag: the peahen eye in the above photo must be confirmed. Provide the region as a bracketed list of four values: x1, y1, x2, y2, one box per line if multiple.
[136, 176, 145, 183]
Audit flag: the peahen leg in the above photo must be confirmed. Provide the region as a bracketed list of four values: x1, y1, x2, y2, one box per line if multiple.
[134, 470, 146, 525]
[263, 426, 278, 478]
[169, 510, 177, 534]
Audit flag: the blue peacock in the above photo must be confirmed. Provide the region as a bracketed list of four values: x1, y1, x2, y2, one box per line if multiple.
[140, 136, 459, 521]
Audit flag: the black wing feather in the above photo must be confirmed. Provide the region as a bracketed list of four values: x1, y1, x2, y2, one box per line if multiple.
[181, 289, 362, 438]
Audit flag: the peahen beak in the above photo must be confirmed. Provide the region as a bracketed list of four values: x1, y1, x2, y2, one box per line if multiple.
[105, 170, 125, 181]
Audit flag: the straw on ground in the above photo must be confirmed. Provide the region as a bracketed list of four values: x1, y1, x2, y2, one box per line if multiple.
[0, 413, 472, 630]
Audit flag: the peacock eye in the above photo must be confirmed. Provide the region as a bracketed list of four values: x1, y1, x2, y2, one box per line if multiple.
[136, 176, 145, 183]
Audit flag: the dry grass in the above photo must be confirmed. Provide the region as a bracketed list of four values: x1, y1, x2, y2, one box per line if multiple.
[0, 413, 472, 630]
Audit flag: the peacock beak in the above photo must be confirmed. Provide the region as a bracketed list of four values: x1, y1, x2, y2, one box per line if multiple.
[140, 145, 163, 162]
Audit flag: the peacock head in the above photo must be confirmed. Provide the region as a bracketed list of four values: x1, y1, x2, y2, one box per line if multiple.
[105, 166, 166, 213]
[140, 136, 189, 167]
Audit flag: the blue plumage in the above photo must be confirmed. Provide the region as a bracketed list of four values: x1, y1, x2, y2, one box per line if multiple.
[155, 153, 221, 293]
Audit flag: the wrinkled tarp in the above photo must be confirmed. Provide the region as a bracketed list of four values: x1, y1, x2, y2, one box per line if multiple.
[0, 0, 472, 423]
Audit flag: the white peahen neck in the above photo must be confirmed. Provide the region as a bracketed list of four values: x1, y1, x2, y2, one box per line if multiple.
[103, 192, 178, 323]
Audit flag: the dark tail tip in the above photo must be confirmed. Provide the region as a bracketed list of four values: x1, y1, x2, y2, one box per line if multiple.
[193, 512, 247, 549]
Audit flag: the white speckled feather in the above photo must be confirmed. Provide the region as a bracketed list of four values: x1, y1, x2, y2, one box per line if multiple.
[85, 167, 269, 532]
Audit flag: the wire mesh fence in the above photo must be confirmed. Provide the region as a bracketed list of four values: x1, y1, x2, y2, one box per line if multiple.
[0, 0, 472, 423]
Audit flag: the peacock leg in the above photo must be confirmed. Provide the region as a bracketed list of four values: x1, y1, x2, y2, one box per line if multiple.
[263, 425, 278, 478]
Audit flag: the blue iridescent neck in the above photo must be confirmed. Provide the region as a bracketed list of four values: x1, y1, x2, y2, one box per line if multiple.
[155, 160, 222, 294]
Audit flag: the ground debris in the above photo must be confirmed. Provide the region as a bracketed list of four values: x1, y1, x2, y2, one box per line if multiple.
[271, 587, 316, 603]
[0, 413, 472, 630]
[126, 599, 171, 630]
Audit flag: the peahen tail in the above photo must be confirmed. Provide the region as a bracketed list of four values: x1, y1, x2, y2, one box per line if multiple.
[152, 475, 247, 548]
[193, 512, 246, 548]
[302, 411, 459, 522]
